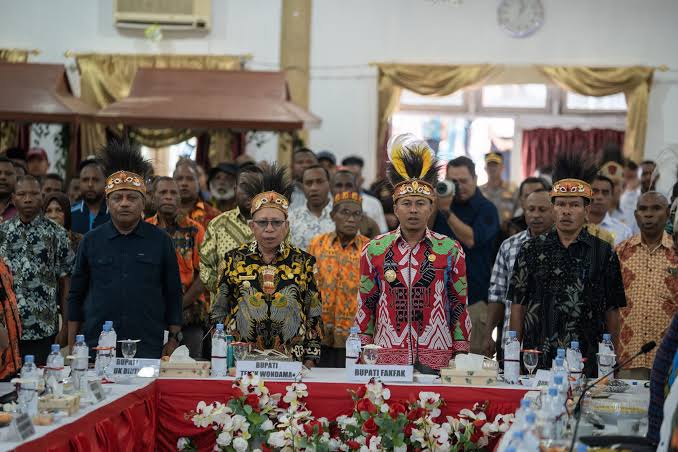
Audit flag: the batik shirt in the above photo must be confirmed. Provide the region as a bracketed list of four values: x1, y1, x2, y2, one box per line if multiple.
[507, 228, 626, 376]
[199, 207, 253, 300]
[146, 215, 207, 326]
[616, 233, 678, 368]
[0, 215, 71, 340]
[308, 232, 369, 348]
[355, 228, 470, 370]
[0, 258, 21, 379]
[288, 201, 335, 251]
[189, 200, 221, 230]
[211, 242, 323, 364]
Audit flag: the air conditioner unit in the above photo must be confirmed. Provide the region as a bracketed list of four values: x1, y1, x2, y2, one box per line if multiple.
[114, 0, 211, 31]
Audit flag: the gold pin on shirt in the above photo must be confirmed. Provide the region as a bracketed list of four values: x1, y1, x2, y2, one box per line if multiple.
[428, 254, 436, 262]
[385, 269, 396, 282]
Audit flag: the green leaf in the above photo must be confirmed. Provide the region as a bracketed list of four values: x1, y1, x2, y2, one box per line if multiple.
[360, 411, 370, 420]
[243, 404, 253, 415]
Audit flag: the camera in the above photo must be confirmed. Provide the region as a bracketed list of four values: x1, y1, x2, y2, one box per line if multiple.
[435, 179, 456, 197]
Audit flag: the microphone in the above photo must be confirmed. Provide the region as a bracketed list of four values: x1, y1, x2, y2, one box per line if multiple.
[568, 340, 656, 452]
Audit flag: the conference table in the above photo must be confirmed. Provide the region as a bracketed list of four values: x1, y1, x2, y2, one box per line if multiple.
[0, 368, 530, 452]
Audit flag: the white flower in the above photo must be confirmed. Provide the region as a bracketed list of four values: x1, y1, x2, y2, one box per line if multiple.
[216, 431, 233, 446]
[261, 419, 274, 431]
[368, 435, 382, 449]
[176, 437, 190, 450]
[268, 431, 287, 448]
[232, 436, 248, 452]
[380, 403, 389, 413]
[381, 388, 390, 400]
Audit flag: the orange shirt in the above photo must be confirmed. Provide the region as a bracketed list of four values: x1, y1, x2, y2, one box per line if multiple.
[308, 232, 369, 348]
[189, 200, 221, 230]
[0, 258, 21, 379]
[146, 215, 206, 326]
[616, 233, 678, 368]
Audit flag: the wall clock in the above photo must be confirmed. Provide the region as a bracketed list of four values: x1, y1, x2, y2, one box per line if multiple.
[497, 0, 544, 38]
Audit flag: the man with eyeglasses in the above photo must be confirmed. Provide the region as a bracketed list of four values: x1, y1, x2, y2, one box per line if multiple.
[210, 164, 323, 367]
[308, 191, 369, 367]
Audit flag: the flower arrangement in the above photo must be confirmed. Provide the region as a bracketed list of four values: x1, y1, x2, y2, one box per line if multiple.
[178, 375, 513, 452]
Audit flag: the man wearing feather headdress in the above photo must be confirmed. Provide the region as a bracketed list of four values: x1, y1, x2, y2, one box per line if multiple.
[354, 134, 470, 372]
[508, 150, 626, 376]
[67, 139, 184, 359]
[210, 164, 323, 367]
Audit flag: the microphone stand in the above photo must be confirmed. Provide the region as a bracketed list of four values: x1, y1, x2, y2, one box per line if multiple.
[568, 342, 656, 452]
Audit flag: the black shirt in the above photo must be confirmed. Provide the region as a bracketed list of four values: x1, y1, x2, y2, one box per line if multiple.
[67, 221, 183, 358]
[449, 189, 500, 305]
[507, 228, 626, 376]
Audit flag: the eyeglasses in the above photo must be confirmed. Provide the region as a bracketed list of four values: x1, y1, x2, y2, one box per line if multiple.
[252, 220, 285, 229]
[337, 209, 363, 220]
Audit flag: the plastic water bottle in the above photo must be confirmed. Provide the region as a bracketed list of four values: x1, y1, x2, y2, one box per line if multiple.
[552, 374, 569, 402]
[504, 330, 521, 384]
[598, 333, 616, 378]
[105, 321, 117, 352]
[345, 327, 362, 368]
[538, 387, 565, 440]
[18, 355, 39, 416]
[45, 344, 64, 389]
[567, 341, 584, 389]
[514, 399, 534, 428]
[211, 324, 228, 377]
[552, 347, 566, 369]
[521, 412, 540, 451]
[95, 323, 114, 378]
[552, 357, 567, 383]
[72, 334, 89, 392]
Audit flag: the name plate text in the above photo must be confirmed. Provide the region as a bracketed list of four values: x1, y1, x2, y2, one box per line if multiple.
[236, 360, 302, 380]
[348, 364, 413, 382]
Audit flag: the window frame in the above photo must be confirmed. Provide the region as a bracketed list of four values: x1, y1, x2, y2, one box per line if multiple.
[558, 90, 627, 116]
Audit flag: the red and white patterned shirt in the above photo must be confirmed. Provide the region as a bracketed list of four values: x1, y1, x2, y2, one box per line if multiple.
[354, 228, 470, 370]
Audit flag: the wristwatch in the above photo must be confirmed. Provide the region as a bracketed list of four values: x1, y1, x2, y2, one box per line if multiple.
[168, 331, 183, 343]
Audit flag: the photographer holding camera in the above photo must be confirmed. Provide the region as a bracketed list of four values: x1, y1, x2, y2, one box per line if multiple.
[434, 157, 500, 356]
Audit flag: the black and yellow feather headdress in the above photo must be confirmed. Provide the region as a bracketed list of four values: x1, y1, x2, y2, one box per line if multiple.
[387, 133, 439, 202]
[240, 162, 293, 217]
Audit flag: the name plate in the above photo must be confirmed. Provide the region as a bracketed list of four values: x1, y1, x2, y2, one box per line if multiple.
[113, 358, 160, 377]
[89, 380, 106, 402]
[349, 364, 413, 382]
[236, 360, 302, 380]
[11, 412, 35, 441]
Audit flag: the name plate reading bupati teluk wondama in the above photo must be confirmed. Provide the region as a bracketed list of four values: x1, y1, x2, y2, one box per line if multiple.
[348, 364, 413, 382]
[236, 360, 302, 380]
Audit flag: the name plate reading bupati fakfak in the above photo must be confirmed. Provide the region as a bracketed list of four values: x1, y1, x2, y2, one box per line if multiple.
[236, 360, 302, 380]
[348, 364, 413, 382]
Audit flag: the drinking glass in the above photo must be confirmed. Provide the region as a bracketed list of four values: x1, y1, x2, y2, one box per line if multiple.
[523, 349, 540, 377]
[120, 340, 139, 359]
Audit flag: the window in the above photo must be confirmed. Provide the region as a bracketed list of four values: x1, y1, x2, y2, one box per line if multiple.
[562, 92, 627, 113]
[141, 137, 197, 176]
[399, 89, 466, 112]
[480, 84, 549, 110]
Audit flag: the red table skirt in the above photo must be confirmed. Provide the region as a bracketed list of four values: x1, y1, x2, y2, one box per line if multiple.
[155, 379, 528, 452]
[14, 382, 157, 452]
[10, 379, 527, 452]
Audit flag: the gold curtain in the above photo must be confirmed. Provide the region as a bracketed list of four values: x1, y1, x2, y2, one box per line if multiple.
[76, 53, 247, 154]
[375, 63, 499, 153]
[540, 66, 654, 162]
[0, 49, 31, 151]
